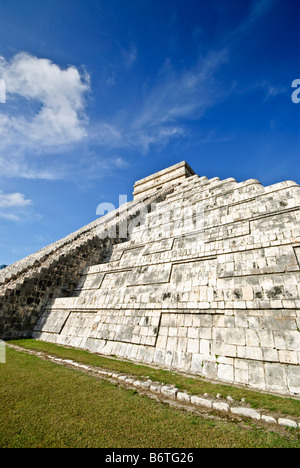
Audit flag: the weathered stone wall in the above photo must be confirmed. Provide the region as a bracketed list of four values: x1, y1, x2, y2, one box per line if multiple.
[30, 169, 300, 397]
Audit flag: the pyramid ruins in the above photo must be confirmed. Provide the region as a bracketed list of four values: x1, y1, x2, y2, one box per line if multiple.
[1, 161, 300, 396]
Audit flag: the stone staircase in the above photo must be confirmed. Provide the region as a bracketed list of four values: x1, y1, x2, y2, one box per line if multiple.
[0, 183, 174, 339]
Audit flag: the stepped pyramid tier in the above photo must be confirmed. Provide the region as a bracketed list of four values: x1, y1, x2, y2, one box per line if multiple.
[1, 161, 300, 396]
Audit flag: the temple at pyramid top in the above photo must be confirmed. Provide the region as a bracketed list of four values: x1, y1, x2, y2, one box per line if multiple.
[132, 161, 195, 200]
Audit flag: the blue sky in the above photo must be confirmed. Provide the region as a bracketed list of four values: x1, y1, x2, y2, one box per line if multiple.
[0, 0, 299, 265]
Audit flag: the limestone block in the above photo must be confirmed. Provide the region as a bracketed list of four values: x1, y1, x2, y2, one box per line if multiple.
[127, 264, 171, 285]
[237, 346, 263, 361]
[278, 418, 298, 428]
[213, 401, 230, 412]
[217, 363, 234, 382]
[231, 407, 261, 420]
[161, 386, 179, 399]
[34, 309, 70, 334]
[264, 363, 288, 393]
[177, 392, 191, 403]
[199, 339, 210, 356]
[187, 338, 199, 354]
[75, 273, 104, 290]
[234, 366, 249, 386]
[190, 395, 212, 408]
[262, 415, 277, 424]
[190, 353, 203, 373]
[248, 361, 266, 391]
[262, 348, 279, 362]
[274, 330, 300, 350]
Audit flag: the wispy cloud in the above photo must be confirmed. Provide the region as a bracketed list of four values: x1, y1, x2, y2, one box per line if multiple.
[225, 0, 277, 44]
[86, 1, 277, 155]
[261, 82, 287, 101]
[129, 49, 229, 147]
[0, 153, 64, 180]
[88, 48, 229, 153]
[0, 190, 32, 208]
[122, 43, 138, 69]
[0, 189, 33, 221]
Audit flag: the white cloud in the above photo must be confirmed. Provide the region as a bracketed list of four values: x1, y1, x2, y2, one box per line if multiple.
[0, 190, 33, 221]
[113, 156, 129, 168]
[0, 52, 90, 178]
[0, 212, 21, 221]
[0, 190, 32, 208]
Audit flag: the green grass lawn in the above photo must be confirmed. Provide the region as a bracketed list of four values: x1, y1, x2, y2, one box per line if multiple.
[0, 345, 299, 448]
[9, 339, 300, 419]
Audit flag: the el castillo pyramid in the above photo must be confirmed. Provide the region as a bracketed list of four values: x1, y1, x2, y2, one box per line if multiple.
[1, 161, 300, 396]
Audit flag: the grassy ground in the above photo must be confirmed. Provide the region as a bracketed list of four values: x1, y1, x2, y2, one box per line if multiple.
[9, 339, 300, 419]
[0, 343, 299, 447]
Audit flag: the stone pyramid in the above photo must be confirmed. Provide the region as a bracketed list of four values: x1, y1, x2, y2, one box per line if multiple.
[1, 161, 300, 396]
